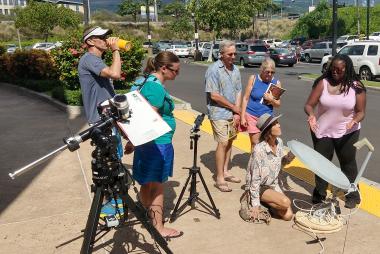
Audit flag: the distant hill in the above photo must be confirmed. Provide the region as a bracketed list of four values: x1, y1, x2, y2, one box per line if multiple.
[89, 0, 173, 13]
[85, 0, 380, 14]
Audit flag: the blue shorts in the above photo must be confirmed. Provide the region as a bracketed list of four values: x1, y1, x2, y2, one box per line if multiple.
[132, 142, 174, 185]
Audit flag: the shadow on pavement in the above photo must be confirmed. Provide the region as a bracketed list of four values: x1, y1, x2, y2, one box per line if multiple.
[0, 85, 87, 216]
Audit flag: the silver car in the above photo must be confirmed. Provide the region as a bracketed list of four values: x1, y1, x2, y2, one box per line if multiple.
[303, 41, 332, 63]
[235, 44, 269, 67]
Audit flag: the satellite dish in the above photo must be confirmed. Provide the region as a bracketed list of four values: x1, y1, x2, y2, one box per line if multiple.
[287, 140, 351, 191]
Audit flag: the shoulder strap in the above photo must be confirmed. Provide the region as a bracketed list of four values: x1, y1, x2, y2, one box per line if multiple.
[135, 74, 158, 92]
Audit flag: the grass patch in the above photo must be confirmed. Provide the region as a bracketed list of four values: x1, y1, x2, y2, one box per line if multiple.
[300, 74, 380, 88]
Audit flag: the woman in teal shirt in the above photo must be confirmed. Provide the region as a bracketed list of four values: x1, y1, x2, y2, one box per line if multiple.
[133, 51, 182, 238]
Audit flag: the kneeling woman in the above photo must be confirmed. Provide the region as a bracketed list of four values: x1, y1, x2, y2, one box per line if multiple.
[245, 113, 294, 221]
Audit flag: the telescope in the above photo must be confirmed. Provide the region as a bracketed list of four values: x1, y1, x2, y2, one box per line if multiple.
[8, 94, 173, 254]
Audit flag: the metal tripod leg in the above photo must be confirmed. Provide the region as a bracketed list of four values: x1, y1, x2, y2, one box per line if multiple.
[170, 166, 220, 222]
[197, 169, 220, 218]
[81, 186, 103, 254]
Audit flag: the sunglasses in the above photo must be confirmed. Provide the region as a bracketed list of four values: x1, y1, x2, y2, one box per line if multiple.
[167, 66, 180, 74]
[92, 35, 107, 41]
[332, 68, 345, 74]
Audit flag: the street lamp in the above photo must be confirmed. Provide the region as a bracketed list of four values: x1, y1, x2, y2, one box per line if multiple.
[192, 12, 202, 61]
[146, 0, 152, 56]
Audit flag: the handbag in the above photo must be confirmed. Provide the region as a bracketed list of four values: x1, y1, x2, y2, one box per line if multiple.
[239, 190, 271, 225]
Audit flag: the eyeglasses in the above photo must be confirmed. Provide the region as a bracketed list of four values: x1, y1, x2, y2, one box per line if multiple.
[167, 66, 180, 74]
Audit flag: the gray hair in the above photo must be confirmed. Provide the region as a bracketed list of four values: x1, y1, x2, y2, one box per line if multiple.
[219, 40, 235, 54]
[260, 58, 276, 72]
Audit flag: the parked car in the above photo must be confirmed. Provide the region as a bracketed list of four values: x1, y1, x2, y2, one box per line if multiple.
[166, 44, 190, 57]
[278, 40, 291, 48]
[301, 39, 321, 50]
[32, 42, 56, 51]
[337, 35, 359, 44]
[244, 39, 266, 46]
[303, 41, 332, 63]
[202, 42, 220, 61]
[154, 42, 171, 53]
[273, 39, 283, 47]
[235, 44, 269, 67]
[6, 44, 17, 53]
[262, 39, 275, 48]
[320, 41, 380, 80]
[369, 32, 380, 41]
[268, 48, 297, 67]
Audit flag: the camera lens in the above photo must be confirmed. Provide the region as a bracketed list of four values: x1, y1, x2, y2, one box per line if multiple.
[113, 94, 129, 120]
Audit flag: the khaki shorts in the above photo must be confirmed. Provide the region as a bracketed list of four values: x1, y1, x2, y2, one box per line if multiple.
[210, 119, 237, 143]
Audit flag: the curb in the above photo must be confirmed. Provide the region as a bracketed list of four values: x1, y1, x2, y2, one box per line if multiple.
[0, 82, 82, 119]
[298, 75, 380, 91]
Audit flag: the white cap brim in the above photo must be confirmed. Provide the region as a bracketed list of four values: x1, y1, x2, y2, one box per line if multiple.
[83, 27, 112, 42]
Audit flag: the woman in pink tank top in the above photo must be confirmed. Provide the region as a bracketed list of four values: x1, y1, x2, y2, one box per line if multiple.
[304, 54, 366, 209]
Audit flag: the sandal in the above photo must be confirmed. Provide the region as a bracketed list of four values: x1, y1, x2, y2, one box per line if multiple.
[215, 182, 232, 192]
[224, 175, 241, 183]
[160, 228, 184, 240]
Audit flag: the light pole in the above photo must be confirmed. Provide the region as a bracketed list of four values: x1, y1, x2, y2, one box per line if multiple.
[83, 0, 90, 25]
[366, 0, 370, 40]
[332, 0, 338, 56]
[192, 12, 202, 61]
[146, 0, 152, 56]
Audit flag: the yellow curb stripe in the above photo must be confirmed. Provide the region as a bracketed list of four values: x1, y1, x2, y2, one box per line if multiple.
[174, 109, 380, 218]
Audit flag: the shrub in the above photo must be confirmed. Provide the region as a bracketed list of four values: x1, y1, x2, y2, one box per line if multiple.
[0, 45, 5, 55]
[6, 50, 58, 80]
[51, 86, 82, 106]
[51, 31, 145, 91]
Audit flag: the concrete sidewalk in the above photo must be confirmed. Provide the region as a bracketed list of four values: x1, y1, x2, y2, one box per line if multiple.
[0, 85, 379, 254]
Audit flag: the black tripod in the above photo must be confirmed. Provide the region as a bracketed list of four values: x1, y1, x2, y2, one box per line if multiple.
[80, 125, 172, 254]
[170, 114, 220, 222]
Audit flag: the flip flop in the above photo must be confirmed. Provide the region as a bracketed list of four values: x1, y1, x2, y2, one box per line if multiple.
[215, 182, 232, 192]
[163, 231, 184, 240]
[224, 175, 241, 183]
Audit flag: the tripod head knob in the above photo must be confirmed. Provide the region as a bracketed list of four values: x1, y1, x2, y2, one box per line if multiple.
[191, 113, 205, 133]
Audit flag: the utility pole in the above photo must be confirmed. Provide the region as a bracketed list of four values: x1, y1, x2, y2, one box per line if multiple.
[332, 0, 337, 56]
[146, 0, 152, 56]
[366, 0, 370, 40]
[83, 0, 90, 25]
[356, 0, 360, 36]
[154, 0, 158, 22]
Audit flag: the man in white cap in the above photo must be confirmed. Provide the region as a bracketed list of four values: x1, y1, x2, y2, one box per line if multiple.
[78, 26, 121, 125]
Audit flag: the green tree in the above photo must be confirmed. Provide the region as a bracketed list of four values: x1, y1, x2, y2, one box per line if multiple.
[241, 0, 271, 38]
[167, 17, 193, 40]
[118, 0, 142, 22]
[190, 0, 251, 39]
[163, 0, 187, 20]
[14, 0, 81, 42]
[290, 1, 331, 39]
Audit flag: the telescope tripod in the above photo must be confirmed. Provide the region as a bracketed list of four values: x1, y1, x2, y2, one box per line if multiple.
[80, 129, 172, 254]
[170, 131, 220, 222]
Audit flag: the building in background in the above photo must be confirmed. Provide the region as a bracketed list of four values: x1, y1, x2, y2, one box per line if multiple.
[39, 0, 83, 14]
[0, 0, 83, 16]
[0, 0, 27, 15]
